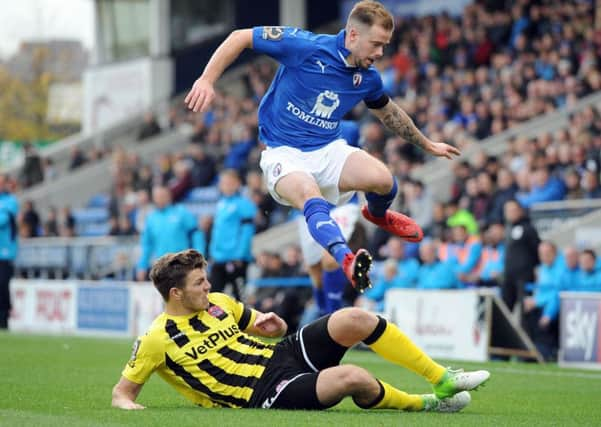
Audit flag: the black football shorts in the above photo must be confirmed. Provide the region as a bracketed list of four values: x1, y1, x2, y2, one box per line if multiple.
[248, 314, 348, 410]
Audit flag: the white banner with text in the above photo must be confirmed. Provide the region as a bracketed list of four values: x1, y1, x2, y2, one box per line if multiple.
[9, 280, 163, 337]
[384, 289, 489, 361]
[559, 292, 601, 370]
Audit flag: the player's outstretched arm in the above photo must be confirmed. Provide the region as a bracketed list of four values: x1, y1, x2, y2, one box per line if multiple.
[185, 29, 253, 113]
[246, 311, 288, 338]
[112, 376, 145, 410]
[370, 100, 461, 160]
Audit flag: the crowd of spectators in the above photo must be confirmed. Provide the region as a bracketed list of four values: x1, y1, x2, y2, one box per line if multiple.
[390, 104, 601, 242]
[19, 2, 601, 186]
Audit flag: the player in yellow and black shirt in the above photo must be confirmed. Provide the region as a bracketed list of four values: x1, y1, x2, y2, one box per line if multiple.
[112, 248, 490, 412]
[122, 291, 275, 408]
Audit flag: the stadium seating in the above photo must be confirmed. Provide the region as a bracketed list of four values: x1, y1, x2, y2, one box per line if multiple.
[87, 193, 111, 209]
[72, 208, 110, 237]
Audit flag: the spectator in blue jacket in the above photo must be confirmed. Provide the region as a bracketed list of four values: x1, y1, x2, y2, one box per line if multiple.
[516, 166, 566, 208]
[358, 259, 401, 313]
[523, 241, 564, 360]
[223, 125, 257, 175]
[357, 246, 420, 313]
[191, 215, 208, 257]
[582, 170, 601, 199]
[525, 242, 564, 320]
[449, 225, 483, 287]
[472, 223, 505, 288]
[574, 249, 601, 292]
[558, 246, 579, 290]
[136, 186, 197, 280]
[383, 237, 420, 287]
[487, 168, 517, 225]
[209, 169, 257, 300]
[0, 175, 19, 328]
[416, 241, 458, 290]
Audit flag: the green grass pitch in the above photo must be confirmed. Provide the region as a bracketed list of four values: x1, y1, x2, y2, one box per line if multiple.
[1, 332, 600, 427]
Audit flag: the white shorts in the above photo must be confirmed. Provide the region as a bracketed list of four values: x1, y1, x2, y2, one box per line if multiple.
[297, 203, 360, 267]
[259, 139, 360, 207]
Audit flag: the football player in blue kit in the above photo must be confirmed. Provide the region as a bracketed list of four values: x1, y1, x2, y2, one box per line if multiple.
[185, 0, 460, 291]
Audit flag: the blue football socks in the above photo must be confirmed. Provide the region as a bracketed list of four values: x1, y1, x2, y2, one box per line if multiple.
[365, 178, 398, 217]
[323, 267, 348, 313]
[303, 198, 351, 265]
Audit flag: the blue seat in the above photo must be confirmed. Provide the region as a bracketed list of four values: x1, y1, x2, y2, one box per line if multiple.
[73, 207, 109, 223]
[87, 193, 110, 208]
[77, 222, 111, 237]
[16, 245, 68, 269]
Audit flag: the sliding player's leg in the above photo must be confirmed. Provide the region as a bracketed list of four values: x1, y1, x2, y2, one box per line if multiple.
[323, 307, 490, 397]
[261, 311, 473, 412]
[314, 366, 471, 412]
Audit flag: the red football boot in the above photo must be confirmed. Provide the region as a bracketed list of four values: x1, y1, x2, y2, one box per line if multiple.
[342, 249, 373, 292]
[361, 205, 424, 242]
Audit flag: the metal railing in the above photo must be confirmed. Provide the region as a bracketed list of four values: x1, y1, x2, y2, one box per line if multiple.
[15, 236, 139, 280]
[530, 199, 601, 235]
[542, 207, 601, 253]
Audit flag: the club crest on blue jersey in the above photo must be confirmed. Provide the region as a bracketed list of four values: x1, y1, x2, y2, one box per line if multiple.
[353, 72, 362, 87]
[262, 26, 284, 41]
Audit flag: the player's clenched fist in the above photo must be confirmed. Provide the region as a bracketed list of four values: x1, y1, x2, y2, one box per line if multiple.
[254, 312, 287, 337]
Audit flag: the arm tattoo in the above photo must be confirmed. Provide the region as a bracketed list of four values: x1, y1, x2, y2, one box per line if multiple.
[378, 103, 428, 151]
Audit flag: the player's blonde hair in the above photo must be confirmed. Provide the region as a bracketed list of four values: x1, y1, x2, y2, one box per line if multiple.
[150, 249, 207, 301]
[347, 0, 394, 32]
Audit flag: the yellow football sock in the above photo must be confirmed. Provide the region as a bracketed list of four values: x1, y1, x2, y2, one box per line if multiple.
[365, 318, 446, 384]
[367, 381, 423, 411]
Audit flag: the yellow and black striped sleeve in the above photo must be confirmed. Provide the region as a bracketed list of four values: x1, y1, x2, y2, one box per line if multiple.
[208, 292, 258, 332]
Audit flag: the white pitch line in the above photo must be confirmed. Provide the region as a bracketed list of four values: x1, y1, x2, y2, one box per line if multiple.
[488, 367, 601, 380]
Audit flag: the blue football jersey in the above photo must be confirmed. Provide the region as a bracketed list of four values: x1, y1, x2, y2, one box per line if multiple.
[339, 120, 360, 148]
[252, 26, 385, 151]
